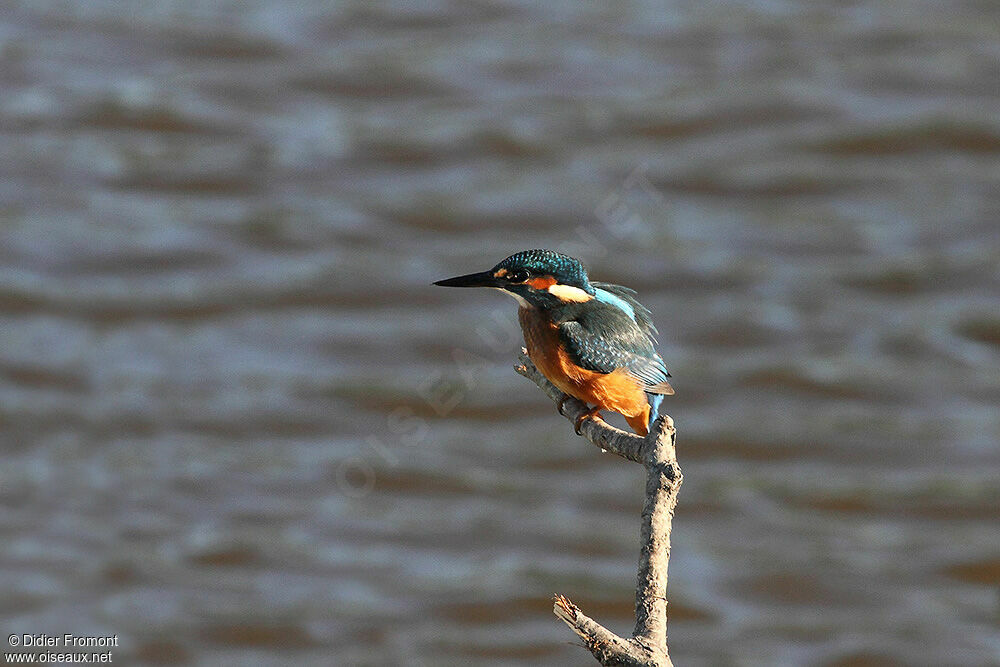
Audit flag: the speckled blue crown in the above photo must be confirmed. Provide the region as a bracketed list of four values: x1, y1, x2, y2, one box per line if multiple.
[494, 249, 591, 290]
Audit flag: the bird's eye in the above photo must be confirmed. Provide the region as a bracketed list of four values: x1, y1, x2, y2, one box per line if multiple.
[507, 269, 529, 283]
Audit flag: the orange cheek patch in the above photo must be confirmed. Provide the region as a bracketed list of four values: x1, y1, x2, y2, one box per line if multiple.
[528, 275, 557, 289]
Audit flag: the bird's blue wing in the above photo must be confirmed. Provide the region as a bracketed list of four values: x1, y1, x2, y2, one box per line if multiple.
[590, 281, 659, 342]
[558, 304, 673, 394]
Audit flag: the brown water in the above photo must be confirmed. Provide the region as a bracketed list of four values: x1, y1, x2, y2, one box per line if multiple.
[2, 2, 999, 665]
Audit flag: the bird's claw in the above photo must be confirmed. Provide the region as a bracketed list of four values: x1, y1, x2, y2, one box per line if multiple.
[558, 396, 571, 416]
[574, 407, 600, 435]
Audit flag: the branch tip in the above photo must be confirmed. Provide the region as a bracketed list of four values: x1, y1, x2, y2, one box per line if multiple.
[553, 594, 578, 625]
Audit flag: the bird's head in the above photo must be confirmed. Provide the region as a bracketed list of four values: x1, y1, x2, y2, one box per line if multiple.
[433, 249, 595, 308]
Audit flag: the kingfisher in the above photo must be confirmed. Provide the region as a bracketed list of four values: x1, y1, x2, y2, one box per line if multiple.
[434, 249, 673, 436]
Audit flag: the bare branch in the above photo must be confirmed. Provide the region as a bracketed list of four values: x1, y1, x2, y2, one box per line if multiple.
[633, 418, 680, 650]
[515, 354, 681, 667]
[553, 595, 637, 665]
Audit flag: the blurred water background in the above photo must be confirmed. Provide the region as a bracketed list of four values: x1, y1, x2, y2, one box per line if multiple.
[2, 1, 999, 665]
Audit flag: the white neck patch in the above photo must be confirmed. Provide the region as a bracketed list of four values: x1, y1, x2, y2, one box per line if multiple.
[548, 284, 593, 302]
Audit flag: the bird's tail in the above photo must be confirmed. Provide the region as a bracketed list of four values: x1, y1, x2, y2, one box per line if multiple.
[646, 393, 664, 431]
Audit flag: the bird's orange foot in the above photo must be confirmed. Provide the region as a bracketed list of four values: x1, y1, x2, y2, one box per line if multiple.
[574, 407, 601, 435]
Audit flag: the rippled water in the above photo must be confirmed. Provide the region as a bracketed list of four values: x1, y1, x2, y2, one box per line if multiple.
[1, 2, 999, 665]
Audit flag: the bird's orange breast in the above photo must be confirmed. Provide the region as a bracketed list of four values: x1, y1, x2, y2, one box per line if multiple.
[518, 307, 652, 434]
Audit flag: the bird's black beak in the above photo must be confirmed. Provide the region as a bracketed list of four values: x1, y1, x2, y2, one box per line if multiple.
[433, 270, 500, 288]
